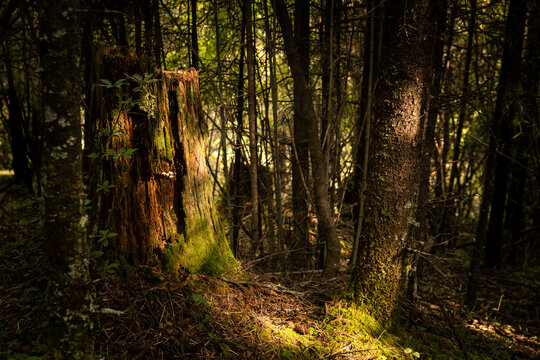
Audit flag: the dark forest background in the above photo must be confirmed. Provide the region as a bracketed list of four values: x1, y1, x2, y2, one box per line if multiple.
[0, 0, 539, 358]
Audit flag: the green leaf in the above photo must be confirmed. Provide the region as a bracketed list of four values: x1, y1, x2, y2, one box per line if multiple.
[19, 216, 40, 225]
[113, 79, 126, 88]
[99, 79, 113, 87]
[192, 293, 208, 305]
[208, 332, 221, 342]
[413, 352, 421, 358]
[91, 250, 104, 258]
[404, 348, 413, 354]
[100, 308, 124, 315]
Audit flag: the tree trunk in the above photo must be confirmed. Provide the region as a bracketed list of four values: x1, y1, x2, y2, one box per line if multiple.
[408, 0, 449, 300]
[348, 0, 432, 324]
[273, 0, 341, 275]
[191, 0, 199, 69]
[507, 0, 540, 264]
[214, 0, 233, 249]
[38, 0, 93, 356]
[142, 0, 154, 60]
[231, 6, 246, 258]
[86, 47, 236, 274]
[467, 0, 527, 303]
[245, 0, 260, 258]
[351, 0, 383, 267]
[441, 0, 477, 243]
[4, 56, 32, 190]
[291, 0, 311, 269]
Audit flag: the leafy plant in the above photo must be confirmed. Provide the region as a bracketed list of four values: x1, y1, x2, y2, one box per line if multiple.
[96, 180, 116, 192]
[192, 293, 209, 305]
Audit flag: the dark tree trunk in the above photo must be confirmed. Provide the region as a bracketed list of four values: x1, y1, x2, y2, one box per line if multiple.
[245, 0, 260, 257]
[441, 0, 477, 243]
[107, 0, 128, 46]
[191, 0, 199, 69]
[447, 0, 477, 197]
[38, 0, 93, 356]
[467, 0, 527, 303]
[506, 0, 540, 265]
[231, 6, 246, 258]
[86, 47, 236, 274]
[135, 0, 142, 55]
[4, 56, 32, 189]
[142, 0, 154, 60]
[351, 0, 383, 266]
[485, 0, 528, 268]
[273, 0, 341, 275]
[408, 0, 449, 300]
[319, 0, 343, 269]
[291, 0, 311, 269]
[153, 0, 163, 68]
[348, 0, 432, 325]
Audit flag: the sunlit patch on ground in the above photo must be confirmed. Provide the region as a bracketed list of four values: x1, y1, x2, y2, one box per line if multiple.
[1, 184, 539, 359]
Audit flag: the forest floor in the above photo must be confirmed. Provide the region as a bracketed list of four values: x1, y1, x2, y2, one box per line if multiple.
[0, 176, 539, 360]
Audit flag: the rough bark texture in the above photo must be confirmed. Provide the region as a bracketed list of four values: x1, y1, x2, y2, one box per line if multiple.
[348, 0, 431, 324]
[38, 0, 93, 357]
[86, 47, 235, 274]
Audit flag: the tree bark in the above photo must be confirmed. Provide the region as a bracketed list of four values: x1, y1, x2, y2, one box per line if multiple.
[507, 0, 540, 264]
[38, 0, 93, 356]
[245, 0, 260, 257]
[348, 0, 432, 324]
[273, 0, 341, 275]
[441, 0, 477, 242]
[467, 0, 527, 303]
[86, 47, 236, 274]
[191, 0, 199, 69]
[408, 0, 449, 300]
[351, 0, 383, 267]
[291, 0, 311, 269]
[231, 6, 246, 258]
[3, 52, 32, 190]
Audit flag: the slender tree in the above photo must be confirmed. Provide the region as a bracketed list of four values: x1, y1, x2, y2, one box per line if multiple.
[291, 0, 311, 269]
[38, 0, 93, 356]
[506, 0, 540, 264]
[245, 0, 260, 257]
[191, 0, 199, 69]
[231, 4, 246, 258]
[467, 0, 527, 302]
[273, 0, 341, 274]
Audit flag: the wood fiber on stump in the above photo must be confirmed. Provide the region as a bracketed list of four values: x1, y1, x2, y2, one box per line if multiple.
[86, 47, 235, 273]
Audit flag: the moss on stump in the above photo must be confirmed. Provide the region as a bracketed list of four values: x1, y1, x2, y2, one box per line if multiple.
[86, 47, 236, 275]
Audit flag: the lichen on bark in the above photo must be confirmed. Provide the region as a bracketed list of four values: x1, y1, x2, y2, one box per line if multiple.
[86, 47, 236, 274]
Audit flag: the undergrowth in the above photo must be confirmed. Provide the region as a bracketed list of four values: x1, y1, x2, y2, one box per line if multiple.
[1, 179, 539, 359]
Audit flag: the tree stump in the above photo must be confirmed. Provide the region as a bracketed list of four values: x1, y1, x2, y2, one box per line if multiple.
[86, 47, 235, 274]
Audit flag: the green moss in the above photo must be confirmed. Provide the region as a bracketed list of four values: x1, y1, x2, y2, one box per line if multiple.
[161, 215, 237, 275]
[162, 127, 173, 162]
[163, 235, 184, 272]
[117, 255, 135, 279]
[151, 123, 174, 163]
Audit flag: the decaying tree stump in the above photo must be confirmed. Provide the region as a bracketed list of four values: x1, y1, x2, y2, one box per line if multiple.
[86, 47, 235, 274]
